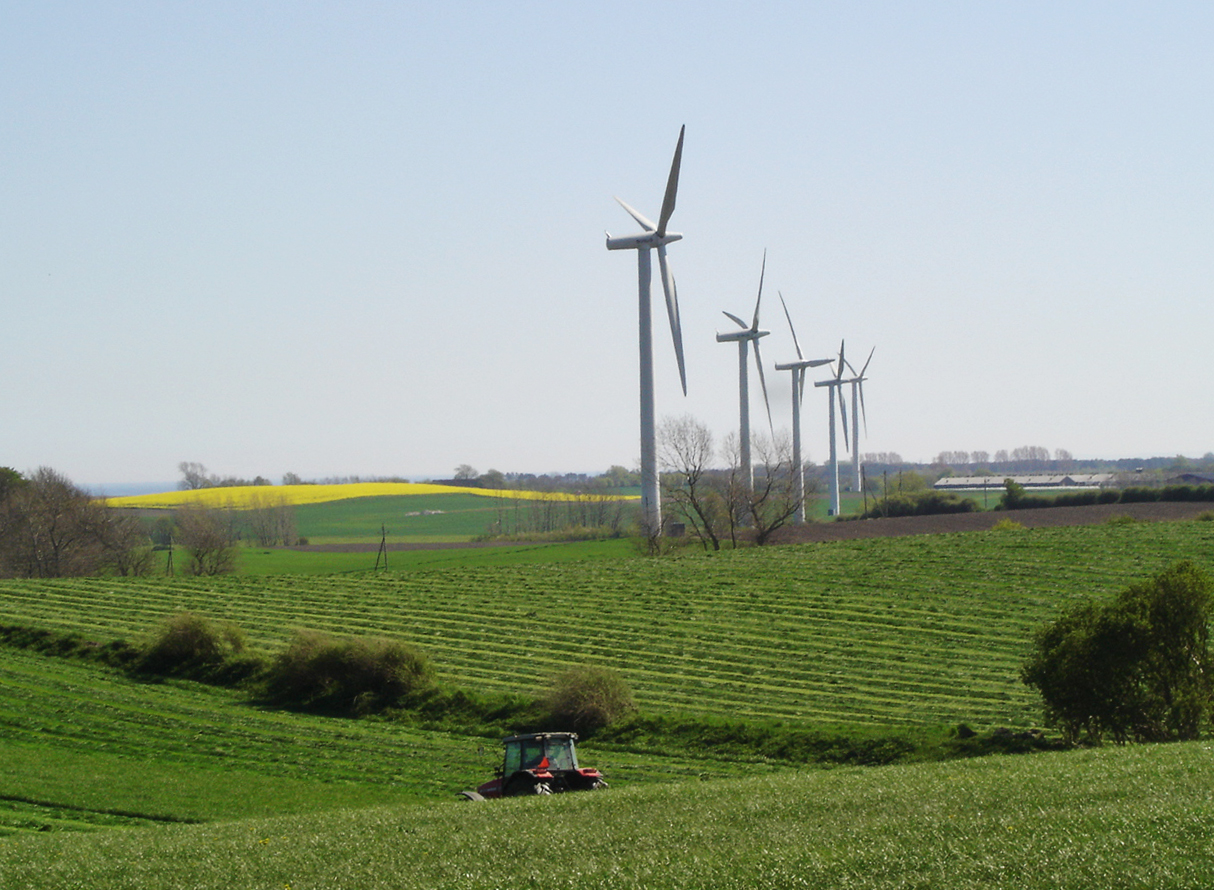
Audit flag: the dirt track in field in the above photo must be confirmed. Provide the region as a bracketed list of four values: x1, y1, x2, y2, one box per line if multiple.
[768, 501, 1214, 545]
[291, 502, 1212, 552]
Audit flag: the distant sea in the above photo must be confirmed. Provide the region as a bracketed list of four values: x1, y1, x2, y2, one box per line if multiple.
[88, 482, 176, 497]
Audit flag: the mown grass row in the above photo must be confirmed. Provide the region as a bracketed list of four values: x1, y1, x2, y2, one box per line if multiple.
[4, 740, 1214, 889]
[4, 521, 1211, 730]
[0, 646, 778, 834]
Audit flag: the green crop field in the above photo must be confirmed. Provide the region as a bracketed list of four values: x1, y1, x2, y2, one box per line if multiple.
[294, 493, 511, 542]
[3, 740, 1213, 889]
[208, 539, 638, 576]
[0, 646, 756, 835]
[4, 520, 1211, 730]
[2, 517, 1214, 886]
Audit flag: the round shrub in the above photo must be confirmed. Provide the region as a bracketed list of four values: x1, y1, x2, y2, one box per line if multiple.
[545, 665, 636, 735]
[139, 612, 246, 675]
[266, 630, 434, 713]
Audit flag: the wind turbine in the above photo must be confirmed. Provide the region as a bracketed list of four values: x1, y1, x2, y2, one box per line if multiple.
[814, 341, 849, 516]
[716, 251, 774, 502]
[774, 293, 833, 523]
[844, 348, 875, 494]
[605, 126, 687, 536]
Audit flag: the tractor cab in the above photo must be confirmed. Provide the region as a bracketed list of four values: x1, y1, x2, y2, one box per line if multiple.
[472, 732, 606, 798]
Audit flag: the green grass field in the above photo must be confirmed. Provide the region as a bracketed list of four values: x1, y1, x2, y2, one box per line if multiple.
[3, 740, 1212, 889]
[0, 646, 758, 835]
[3, 515, 1214, 887]
[5, 520, 1212, 729]
[294, 493, 506, 542]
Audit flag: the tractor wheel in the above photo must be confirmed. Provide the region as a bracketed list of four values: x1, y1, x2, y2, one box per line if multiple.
[505, 776, 551, 797]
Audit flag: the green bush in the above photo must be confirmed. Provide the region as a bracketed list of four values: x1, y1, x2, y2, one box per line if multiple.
[1050, 490, 1101, 507]
[545, 665, 636, 735]
[1155, 484, 1214, 502]
[1119, 486, 1161, 504]
[861, 491, 978, 519]
[1021, 560, 1214, 745]
[265, 630, 434, 714]
[138, 612, 247, 677]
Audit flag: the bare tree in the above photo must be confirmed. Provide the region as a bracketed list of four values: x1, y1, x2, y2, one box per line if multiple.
[178, 462, 212, 490]
[244, 493, 297, 546]
[716, 432, 748, 548]
[659, 415, 726, 551]
[934, 451, 970, 467]
[174, 504, 239, 575]
[747, 432, 802, 545]
[1010, 445, 1050, 463]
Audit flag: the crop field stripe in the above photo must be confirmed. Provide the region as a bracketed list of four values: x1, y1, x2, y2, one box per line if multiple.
[3, 522, 1211, 729]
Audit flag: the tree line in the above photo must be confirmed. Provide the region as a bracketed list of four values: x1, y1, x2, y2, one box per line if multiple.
[0, 467, 297, 579]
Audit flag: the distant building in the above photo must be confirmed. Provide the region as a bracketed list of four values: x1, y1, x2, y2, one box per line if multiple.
[933, 473, 1114, 492]
[1165, 473, 1214, 486]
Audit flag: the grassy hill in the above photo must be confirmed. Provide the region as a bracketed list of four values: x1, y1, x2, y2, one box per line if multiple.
[4, 520, 1212, 730]
[108, 482, 641, 545]
[3, 515, 1213, 885]
[3, 740, 1213, 889]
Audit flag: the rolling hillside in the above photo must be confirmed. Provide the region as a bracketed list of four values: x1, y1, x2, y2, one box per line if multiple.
[4, 520, 1211, 729]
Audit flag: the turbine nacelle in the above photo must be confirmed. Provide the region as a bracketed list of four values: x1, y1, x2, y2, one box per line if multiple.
[604, 230, 683, 251]
[775, 357, 832, 372]
[715, 326, 770, 343]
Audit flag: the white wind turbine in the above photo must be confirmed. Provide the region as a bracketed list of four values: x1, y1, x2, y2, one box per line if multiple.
[814, 341, 850, 516]
[605, 126, 687, 535]
[716, 251, 774, 501]
[844, 348, 875, 494]
[775, 293, 833, 523]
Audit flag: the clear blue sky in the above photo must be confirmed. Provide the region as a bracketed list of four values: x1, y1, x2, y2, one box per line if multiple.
[3, 2, 1212, 488]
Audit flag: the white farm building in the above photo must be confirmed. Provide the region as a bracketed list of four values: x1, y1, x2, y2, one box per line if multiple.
[933, 474, 1115, 492]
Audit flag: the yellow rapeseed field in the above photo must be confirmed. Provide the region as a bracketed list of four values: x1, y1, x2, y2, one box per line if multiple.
[105, 482, 636, 510]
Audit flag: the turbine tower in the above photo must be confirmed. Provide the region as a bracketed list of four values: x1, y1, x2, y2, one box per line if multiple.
[814, 341, 849, 516]
[774, 293, 833, 523]
[716, 251, 773, 500]
[844, 348, 875, 494]
[605, 126, 687, 536]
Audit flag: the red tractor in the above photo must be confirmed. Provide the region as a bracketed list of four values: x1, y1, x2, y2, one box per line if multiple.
[461, 732, 606, 800]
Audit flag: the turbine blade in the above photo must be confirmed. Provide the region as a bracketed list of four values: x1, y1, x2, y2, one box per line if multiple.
[656, 125, 685, 237]
[658, 244, 688, 395]
[860, 346, 875, 377]
[858, 382, 869, 436]
[838, 386, 850, 451]
[836, 340, 846, 382]
[778, 291, 804, 360]
[722, 311, 748, 329]
[796, 367, 806, 407]
[752, 249, 766, 330]
[615, 197, 656, 232]
[753, 337, 773, 432]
